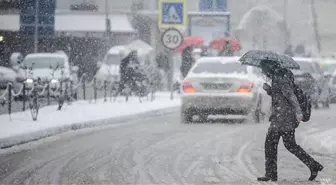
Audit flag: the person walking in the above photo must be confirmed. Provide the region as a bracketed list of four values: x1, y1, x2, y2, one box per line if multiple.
[180, 46, 195, 78]
[218, 41, 234, 56]
[257, 60, 324, 182]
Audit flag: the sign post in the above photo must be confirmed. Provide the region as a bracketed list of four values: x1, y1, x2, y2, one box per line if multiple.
[159, 0, 186, 100]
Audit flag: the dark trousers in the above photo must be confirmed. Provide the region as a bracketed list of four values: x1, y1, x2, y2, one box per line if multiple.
[265, 130, 320, 178]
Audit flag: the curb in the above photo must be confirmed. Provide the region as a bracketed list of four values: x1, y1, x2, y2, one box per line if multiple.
[0, 106, 179, 149]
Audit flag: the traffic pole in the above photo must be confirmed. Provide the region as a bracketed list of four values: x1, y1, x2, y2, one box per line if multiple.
[161, 28, 183, 101]
[34, 0, 39, 53]
[168, 51, 174, 100]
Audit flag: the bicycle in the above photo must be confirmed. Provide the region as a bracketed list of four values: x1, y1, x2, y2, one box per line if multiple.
[27, 79, 40, 121]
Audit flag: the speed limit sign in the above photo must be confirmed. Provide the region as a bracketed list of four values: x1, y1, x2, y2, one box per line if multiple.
[161, 28, 184, 50]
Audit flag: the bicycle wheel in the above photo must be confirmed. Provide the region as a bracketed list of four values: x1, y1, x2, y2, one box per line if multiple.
[58, 94, 65, 110]
[124, 84, 131, 102]
[110, 82, 119, 102]
[29, 90, 39, 121]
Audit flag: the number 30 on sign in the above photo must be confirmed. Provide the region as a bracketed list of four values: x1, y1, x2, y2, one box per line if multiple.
[161, 28, 184, 50]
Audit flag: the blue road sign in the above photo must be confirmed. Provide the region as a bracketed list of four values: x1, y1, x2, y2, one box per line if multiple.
[19, 0, 56, 37]
[158, 0, 187, 29]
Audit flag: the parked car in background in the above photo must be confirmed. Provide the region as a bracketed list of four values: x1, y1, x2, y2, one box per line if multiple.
[22, 53, 78, 81]
[329, 70, 336, 103]
[180, 56, 271, 123]
[95, 46, 129, 83]
[292, 57, 324, 108]
[320, 58, 336, 76]
[20, 52, 78, 100]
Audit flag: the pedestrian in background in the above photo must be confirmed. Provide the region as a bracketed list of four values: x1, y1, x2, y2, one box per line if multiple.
[180, 46, 195, 78]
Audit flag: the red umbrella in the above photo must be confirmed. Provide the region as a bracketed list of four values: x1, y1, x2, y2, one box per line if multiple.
[175, 36, 204, 53]
[209, 37, 241, 51]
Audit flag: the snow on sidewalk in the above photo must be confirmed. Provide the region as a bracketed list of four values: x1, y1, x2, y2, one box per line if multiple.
[0, 92, 181, 148]
[303, 128, 336, 155]
[300, 107, 336, 156]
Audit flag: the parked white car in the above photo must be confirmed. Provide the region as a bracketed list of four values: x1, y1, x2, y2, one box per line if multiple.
[95, 45, 131, 83]
[22, 52, 78, 90]
[181, 56, 271, 123]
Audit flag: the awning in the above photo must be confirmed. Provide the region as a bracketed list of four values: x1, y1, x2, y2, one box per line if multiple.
[0, 14, 19, 31]
[0, 13, 136, 33]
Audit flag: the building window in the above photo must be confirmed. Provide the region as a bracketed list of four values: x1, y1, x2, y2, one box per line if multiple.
[0, 0, 19, 10]
[199, 0, 227, 12]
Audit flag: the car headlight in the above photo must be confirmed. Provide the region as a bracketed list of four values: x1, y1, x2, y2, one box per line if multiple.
[50, 79, 60, 89]
[25, 78, 34, 89]
[51, 79, 58, 84]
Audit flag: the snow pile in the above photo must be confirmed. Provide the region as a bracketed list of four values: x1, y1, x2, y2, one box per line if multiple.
[0, 66, 17, 81]
[304, 128, 336, 155]
[0, 92, 180, 148]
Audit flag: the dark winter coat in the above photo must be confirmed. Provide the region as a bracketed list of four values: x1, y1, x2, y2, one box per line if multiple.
[265, 69, 302, 132]
[180, 47, 194, 78]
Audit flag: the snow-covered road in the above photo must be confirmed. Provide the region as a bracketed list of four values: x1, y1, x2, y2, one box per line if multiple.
[0, 107, 335, 184]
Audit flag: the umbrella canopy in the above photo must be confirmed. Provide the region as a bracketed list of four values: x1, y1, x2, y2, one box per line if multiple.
[126, 39, 153, 57]
[175, 36, 204, 53]
[209, 37, 241, 51]
[107, 45, 130, 55]
[239, 50, 300, 69]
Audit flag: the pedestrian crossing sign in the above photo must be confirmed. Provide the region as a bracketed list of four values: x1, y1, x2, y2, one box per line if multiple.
[158, 0, 187, 29]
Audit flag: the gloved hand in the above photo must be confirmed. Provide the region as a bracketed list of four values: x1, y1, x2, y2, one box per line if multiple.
[296, 112, 303, 122]
[263, 83, 271, 90]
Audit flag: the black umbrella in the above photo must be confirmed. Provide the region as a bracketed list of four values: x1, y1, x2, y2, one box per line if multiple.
[238, 50, 300, 69]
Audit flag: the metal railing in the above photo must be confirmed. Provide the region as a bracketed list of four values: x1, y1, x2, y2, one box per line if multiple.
[0, 73, 159, 121]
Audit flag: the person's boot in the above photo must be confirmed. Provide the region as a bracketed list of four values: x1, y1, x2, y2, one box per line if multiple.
[257, 176, 277, 181]
[309, 163, 324, 181]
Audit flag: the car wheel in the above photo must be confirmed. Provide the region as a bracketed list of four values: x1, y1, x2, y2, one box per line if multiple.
[181, 110, 193, 124]
[253, 99, 262, 124]
[198, 113, 208, 123]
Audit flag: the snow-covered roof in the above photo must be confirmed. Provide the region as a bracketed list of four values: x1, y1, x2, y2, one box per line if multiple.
[196, 56, 241, 64]
[321, 58, 336, 64]
[293, 57, 322, 63]
[126, 39, 153, 56]
[0, 13, 135, 33]
[24, 53, 68, 60]
[106, 45, 131, 56]
[56, 14, 135, 33]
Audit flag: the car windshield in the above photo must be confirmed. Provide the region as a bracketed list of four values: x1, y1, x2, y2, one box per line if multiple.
[293, 60, 316, 74]
[104, 54, 121, 65]
[192, 61, 247, 74]
[24, 56, 65, 69]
